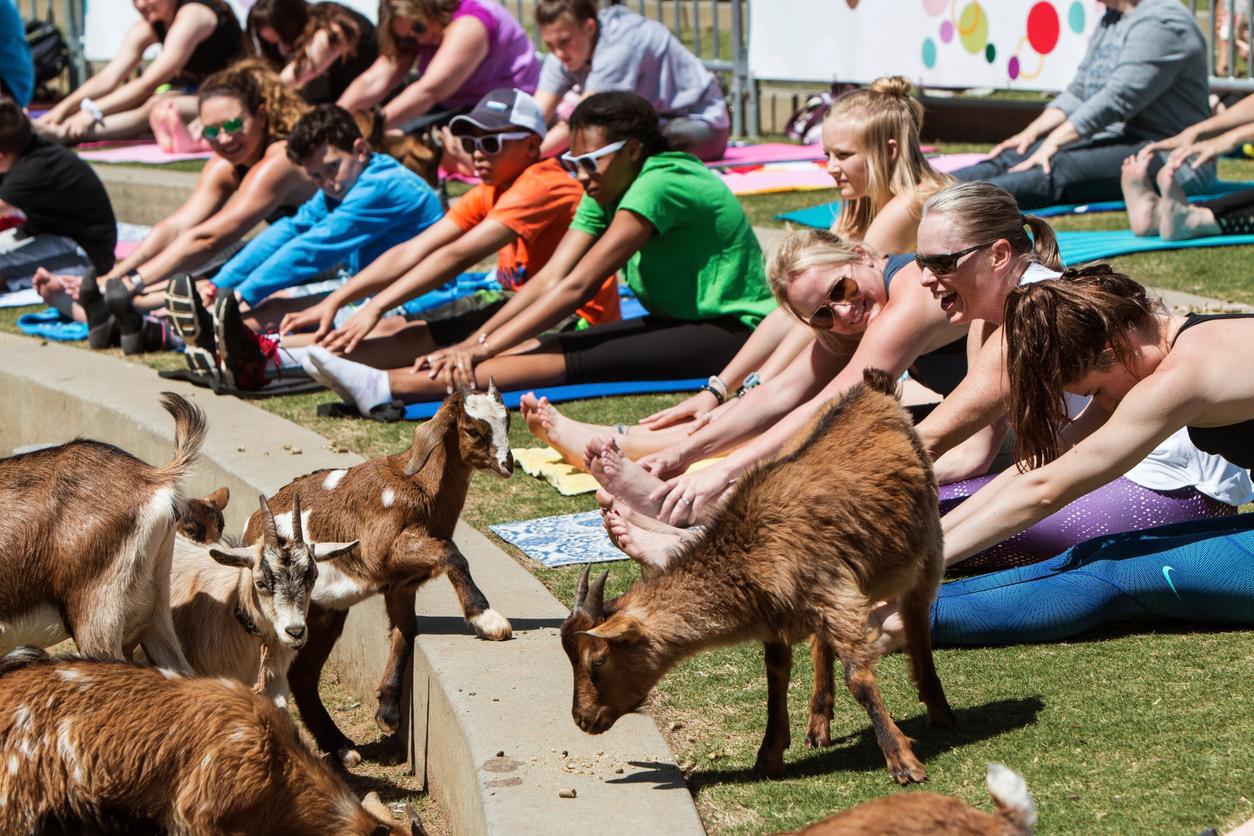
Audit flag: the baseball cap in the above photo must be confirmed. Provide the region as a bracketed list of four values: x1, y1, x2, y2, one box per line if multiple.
[450, 88, 547, 137]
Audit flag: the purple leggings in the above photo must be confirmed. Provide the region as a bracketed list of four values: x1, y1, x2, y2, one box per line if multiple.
[939, 475, 1235, 576]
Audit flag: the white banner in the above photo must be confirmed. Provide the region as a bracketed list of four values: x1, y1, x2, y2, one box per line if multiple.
[749, 0, 1104, 92]
[84, 0, 380, 63]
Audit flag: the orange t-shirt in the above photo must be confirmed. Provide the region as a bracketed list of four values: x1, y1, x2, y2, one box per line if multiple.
[447, 158, 620, 325]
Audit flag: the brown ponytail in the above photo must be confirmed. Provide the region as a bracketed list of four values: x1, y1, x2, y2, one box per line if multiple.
[923, 182, 1062, 272]
[1003, 265, 1161, 469]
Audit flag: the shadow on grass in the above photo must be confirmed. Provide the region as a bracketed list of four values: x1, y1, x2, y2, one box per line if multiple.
[689, 696, 1045, 787]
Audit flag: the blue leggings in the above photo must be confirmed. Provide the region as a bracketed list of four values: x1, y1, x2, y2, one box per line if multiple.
[932, 514, 1254, 646]
[940, 476, 1235, 576]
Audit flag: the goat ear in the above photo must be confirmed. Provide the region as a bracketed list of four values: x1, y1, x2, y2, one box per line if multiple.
[204, 487, 230, 510]
[312, 540, 359, 562]
[209, 546, 255, 569]
[360, 791, 390, 826]
[404, 407, 455, 477]
[487, 376, 500, 400]
[407, 802, 427, 836]
[582, 613, 642, 644]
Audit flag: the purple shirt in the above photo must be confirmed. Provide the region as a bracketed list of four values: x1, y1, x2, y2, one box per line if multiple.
[416, 0, 540, 110]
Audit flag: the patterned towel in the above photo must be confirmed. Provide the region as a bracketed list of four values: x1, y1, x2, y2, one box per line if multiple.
[490, 511, 626, 567]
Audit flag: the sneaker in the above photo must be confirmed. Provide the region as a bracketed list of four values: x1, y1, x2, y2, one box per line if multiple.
[213, 293, 277, 391]
[165, 273, 218, 380]
[105, 276, 145, 355]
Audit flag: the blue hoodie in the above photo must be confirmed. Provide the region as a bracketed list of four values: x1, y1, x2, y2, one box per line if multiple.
[213, 153, 443, 306]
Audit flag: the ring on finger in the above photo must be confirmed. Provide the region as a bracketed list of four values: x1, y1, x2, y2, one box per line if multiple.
[678, 497, 692, 505]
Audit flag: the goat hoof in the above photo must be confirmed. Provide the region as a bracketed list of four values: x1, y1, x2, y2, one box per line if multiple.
[375, 702, 401, 735]
[338, 747, 362, 769]
[889, 758, 928, 785]
[803, 728, 831, 749]
[927, 705, 957, 730]
[469, 608, 513, 641]
[751, 755, 786, 781]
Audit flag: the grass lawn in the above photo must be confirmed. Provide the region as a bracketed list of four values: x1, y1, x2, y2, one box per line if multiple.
[5, 147, 1254, 834]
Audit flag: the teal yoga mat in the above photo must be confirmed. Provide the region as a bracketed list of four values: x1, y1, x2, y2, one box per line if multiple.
[1057, 229, 1254, 264]
[775, 180, 1254, 229]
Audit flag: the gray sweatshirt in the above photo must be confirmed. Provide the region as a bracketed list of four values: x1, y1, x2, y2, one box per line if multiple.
[1050, 0, 1209, 142]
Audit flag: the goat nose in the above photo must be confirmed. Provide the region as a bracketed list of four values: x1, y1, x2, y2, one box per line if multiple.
[285, 625, 306, 639]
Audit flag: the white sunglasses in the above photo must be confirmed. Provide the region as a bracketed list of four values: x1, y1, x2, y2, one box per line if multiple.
[559, 140, 627, 176]
[457, 131, 532, 156]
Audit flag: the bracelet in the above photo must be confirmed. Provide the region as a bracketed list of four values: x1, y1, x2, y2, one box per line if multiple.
[707, 375, 728, 398]
[476, 332, 489, 345]
[698, 384, 725, 405]
[735, 371, 762, 398]
[80, 97, 105, 127]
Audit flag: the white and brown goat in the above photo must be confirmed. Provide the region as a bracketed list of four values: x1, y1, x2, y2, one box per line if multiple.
[245, 386, 514, 766]
[162, 493, 358, 706]
[176, 486, 230, 544]
[0, 646, 424, 835]
[562, 369, 955, 784]
[0, 392, 203, 672]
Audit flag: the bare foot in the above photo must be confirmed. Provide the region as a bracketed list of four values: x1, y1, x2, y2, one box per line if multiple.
[1156, 163, 1220, 241]
[869, 603, 906, 657]
[1121, 154, 1159, 236]
[589, 438, 666, 517]
[520, 394, 616, 468]
[602, 492, 685, 535]
[605, 510, 686, 573]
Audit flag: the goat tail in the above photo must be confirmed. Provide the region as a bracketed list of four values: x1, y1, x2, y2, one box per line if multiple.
[860, 367, 899, 398]
[154, 392, 207, 487]
[0, 646, 51, 677]
[986, 763, 1037, 835]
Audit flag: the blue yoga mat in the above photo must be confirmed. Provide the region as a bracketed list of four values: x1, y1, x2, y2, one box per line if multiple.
[1057, 229, 1254, 264]
[401, 377, 705, 420]
[775, 180, 1254, 229]
[16, 308, 87, 341]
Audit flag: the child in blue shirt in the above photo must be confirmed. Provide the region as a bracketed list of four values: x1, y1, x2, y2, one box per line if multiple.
[211, 103, 443, 307]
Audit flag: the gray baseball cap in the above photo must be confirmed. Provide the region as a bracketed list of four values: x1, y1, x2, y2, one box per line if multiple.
[450, 88, 547, 137]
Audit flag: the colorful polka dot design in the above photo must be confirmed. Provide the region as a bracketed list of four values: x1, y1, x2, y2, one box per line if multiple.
[920, 0, 1089, 80]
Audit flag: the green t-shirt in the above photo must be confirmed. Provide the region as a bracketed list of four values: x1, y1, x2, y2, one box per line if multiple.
[569, 152, 774, 328]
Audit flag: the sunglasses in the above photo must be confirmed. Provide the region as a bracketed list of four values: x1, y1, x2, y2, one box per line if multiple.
[913, 241, 996, 276]
[202, 116, 244, 140]
[395, 19, 426, 50]
[457, 131, 531, 156]
[559, 140, 626, 176]
[803, 274, 859, 329]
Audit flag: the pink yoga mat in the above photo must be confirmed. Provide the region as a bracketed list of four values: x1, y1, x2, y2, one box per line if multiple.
[78, 143, 213, 164]
[718, 152, 988, 196]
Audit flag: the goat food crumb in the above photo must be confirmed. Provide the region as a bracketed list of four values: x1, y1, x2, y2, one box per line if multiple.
[669, 721, 684, 732]
[558, 789, 577, 799]
[236, 446, 246, 452]
[496, 751, 505, 757]
[615, 768, 624, 774]
[289, 448, 302, 455]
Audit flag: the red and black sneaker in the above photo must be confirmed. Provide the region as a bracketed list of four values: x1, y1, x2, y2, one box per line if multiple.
[165, 273, 218, 380]
[213, 293, 278, 392]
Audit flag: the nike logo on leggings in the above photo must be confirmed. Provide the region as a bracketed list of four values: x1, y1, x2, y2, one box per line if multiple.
[1162, 565, 1182, 601]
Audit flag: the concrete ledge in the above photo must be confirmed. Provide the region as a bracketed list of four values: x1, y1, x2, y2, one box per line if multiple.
[90, 164, 202, 227]
[0, 332, 704, 835]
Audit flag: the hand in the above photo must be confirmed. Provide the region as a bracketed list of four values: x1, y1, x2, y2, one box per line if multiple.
[1008, 142, 1057, 175]
[61, 110, 98, 142]
[280, 301, 335, 341]
[1175, 137, 1228, 170]
[418, 340, 489, 393]
[439, 125, 474, 177]
[989, 131, 1034, 158]
[637, 446, 691, 481]
[1140, 132, 1193, 160]
[320, 305, 381, 354]
[637, 389, 720, 430]
[650, 462, 738, 527]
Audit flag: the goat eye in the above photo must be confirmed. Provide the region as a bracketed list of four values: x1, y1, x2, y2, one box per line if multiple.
[255, 580, 267, 592]
[591, 657, 606, 669]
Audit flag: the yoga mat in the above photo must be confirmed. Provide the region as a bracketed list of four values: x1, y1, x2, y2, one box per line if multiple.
[513, 447, 599, 496]
[78, 143, 212, 164]
[718, 161, 834, 196]
[777, 180, 1254, 228]
[0, 288, 41, 308]
[1057, 229, 1254, 265]
[490, 510, 626, 567]
[707, 143, 825, 169]
[400, 377, 705, 421]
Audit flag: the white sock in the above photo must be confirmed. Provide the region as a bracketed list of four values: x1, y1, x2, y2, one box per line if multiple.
[304, 346, 392, 416]
[276, 343, 310, 371]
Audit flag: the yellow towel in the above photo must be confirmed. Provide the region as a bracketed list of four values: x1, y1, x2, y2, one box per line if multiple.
[513, 446, 724, 497]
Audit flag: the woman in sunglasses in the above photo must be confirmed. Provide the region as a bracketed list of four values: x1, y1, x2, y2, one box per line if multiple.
[245, 0, 379, 105]
[37, 61, 316, 342]
[298, 91, 775, 416]
[35, 0, 242, 145]
[336, 0, 539, 133]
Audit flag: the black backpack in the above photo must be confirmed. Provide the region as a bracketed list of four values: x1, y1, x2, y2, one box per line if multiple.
[25, 13, 68, 85]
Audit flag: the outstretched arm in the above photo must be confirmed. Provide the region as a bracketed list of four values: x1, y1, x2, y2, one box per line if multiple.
[380, 18, 490, 128]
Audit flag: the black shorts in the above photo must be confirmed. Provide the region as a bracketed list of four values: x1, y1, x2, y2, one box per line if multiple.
[1200, 187, 1254, 235]
[540, 315, 753, 385]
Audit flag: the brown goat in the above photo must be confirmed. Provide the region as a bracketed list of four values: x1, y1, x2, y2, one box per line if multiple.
[0, 646, 424, 834]
[176, 486, 230, 544]
[782, 763, 1036, 835]
[562, 369, 954, 784]
[0, 393, 205, 672]
[352, 108, 441, 188]
[243, 386, 514, 766]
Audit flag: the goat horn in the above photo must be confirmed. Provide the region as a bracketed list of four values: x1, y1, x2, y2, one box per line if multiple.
[574, 564, 591, 612]
[290, 492, 303, 544]
[258, 494, 279, 546]
[585, 570, 610, 621]
[487, 376, 500, 399]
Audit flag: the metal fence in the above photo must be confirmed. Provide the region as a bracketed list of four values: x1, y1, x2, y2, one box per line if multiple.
[17, 0, 88, 88]
[1197, 0, 1254, 90]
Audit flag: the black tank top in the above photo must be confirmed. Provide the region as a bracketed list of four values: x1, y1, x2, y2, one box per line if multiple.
[153, 0, 243, 86]
[883, 253, 967, 396]
[1171, 312, 1254, 469]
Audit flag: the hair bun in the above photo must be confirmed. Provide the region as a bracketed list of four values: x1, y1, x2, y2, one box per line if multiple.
[869, 76, 915, 100]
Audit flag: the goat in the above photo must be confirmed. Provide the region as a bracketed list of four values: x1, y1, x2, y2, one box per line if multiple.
[0, 646, 424, 835]
[352, 108, 441, 189]
[782, 763, 1037, 835]
[562, 369, 954, 784]
[244, 385, 515, 766]
[176, 486, 229, 544]
[163, 493, 358, 707]
[0, 392, 204, 673]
